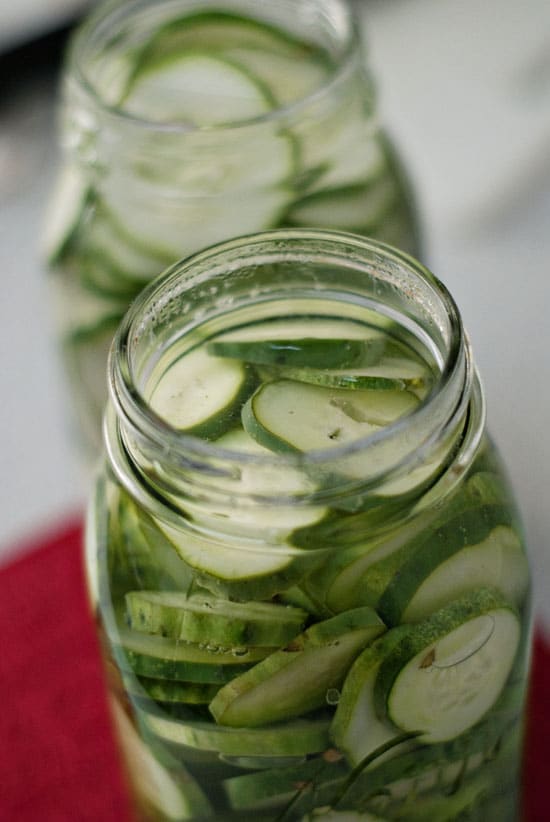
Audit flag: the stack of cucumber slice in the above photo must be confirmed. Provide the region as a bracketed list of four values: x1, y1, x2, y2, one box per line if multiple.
[91, 316, 529, 821]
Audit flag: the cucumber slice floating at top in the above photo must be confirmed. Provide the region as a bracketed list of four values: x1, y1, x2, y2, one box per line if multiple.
[242, 379, 419, 456]
[262, 357, 429, 393]
[148, 347, 255, 438]
[375, 588, 520, 744]
[208, 336, 385, 369]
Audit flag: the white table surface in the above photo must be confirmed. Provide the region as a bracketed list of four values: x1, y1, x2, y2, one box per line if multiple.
[1, 0, 549, 622]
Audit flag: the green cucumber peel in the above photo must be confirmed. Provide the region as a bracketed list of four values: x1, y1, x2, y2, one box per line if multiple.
[117, 492, 195, 593]
[124, 673, 220, 706]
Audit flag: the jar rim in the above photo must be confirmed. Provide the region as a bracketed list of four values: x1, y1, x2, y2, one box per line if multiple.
[67, 0, 363, 134]
[108, 229, 478, 501]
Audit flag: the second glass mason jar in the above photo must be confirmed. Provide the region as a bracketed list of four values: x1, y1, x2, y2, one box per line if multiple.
[87, 230, 531, 821]
[44, 0, 421, 454]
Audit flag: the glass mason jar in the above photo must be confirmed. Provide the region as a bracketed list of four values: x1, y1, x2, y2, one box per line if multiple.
[44, 0, 421, 455]
[86, 230, 531, 822]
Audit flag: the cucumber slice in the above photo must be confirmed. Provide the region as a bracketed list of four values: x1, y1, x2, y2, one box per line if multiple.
[224, 46, 329, 105]
[375, 588, 520, 744]
[330, 626, 414, 767]
[142, 710, 331, 757]
[110, 698, 212, 820]
[374, 506, 524, 626]
[114, 628, 274, 683]
[397, 525, 529, 624]
[209, 608, 385, 727]
[153, 516, 322, 601]
[338, 680, 523, 811]
[242, 379, 418, 456]
[223, 756, 349, 813]
[123, 52, 276, 125]
[125, 590, 307, 647]
[43, 164, 91, 265]
[124, 673, 220, 706]
[286, 178, 399, 232]
[303, 508, 438, 615]
[116, 491, 194, 592]
[213, 318, 384, 346]
[148, 348, 255, 438]
[138, 10, 321, 70]
[102, 177, 291, 263]
[294, 96, 385, 193]
[264, 360, 428, 393]
[103, 47, 295, 260]
[319, 471, 518, 611]
[208, 336, 385, 369]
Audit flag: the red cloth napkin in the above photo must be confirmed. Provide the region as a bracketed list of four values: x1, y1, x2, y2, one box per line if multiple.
[0, 518, 547, 820]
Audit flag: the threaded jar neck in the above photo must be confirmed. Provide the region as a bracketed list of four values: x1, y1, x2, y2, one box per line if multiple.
[63, 0, 365, 135]
[105, 230, 483, 531]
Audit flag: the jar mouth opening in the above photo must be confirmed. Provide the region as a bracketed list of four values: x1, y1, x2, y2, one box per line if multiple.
[109, 229, 471, 495]
[68, 0, 362, 134]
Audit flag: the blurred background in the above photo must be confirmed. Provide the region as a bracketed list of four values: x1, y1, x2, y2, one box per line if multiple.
[1, 0, 549, 621]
